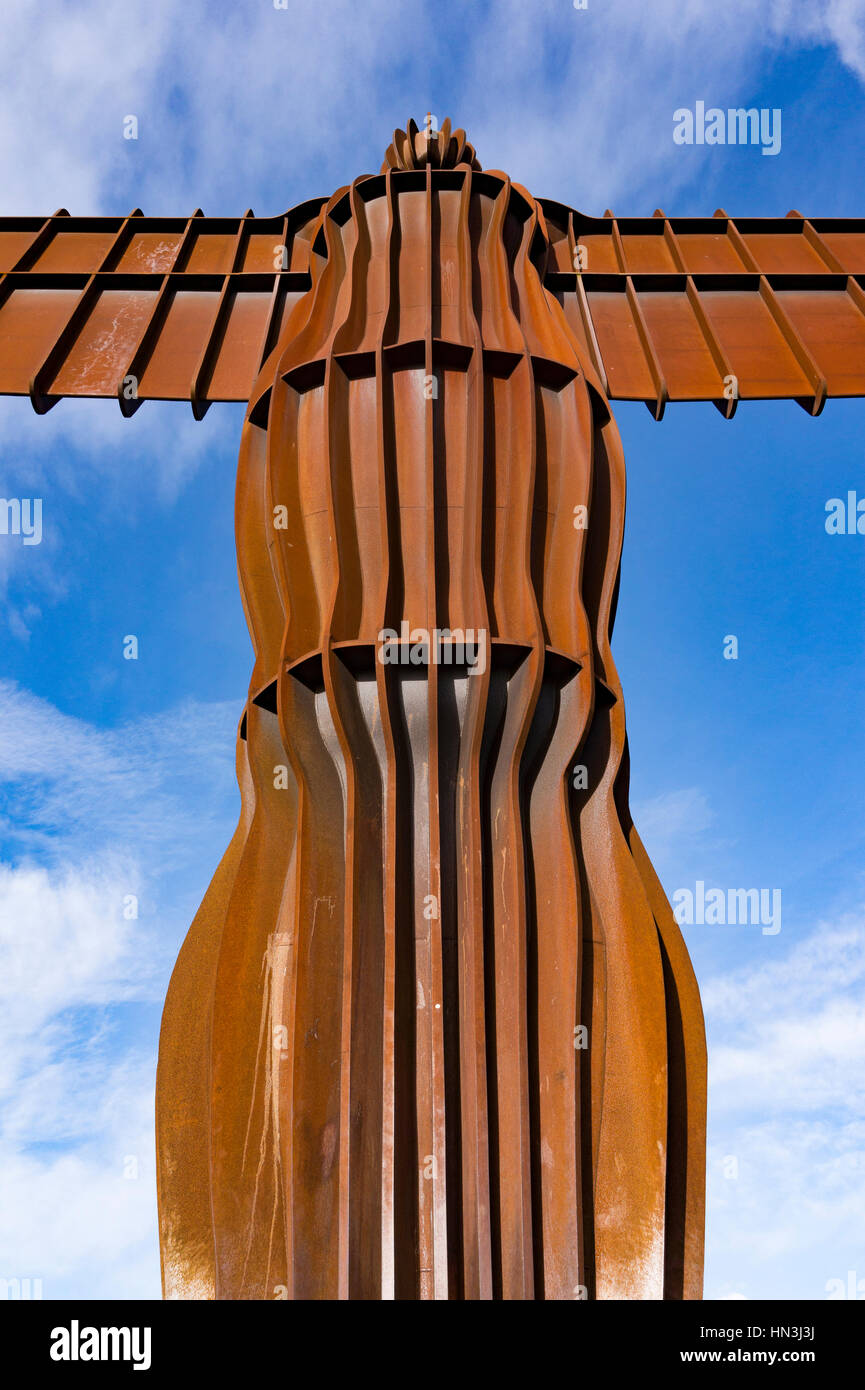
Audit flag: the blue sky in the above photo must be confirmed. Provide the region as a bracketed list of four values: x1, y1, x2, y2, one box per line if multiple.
[0, 0, 864, 1300]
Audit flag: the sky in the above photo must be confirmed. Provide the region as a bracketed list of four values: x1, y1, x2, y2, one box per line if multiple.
[0, 0, 863, 1301]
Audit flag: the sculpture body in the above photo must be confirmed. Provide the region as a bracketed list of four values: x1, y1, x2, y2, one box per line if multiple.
[155, 133, 707, 1300]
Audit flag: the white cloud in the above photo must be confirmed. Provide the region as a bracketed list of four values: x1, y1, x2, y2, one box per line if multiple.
[0, 395, 241, 620]
[704, 913, 865, 1115]
[0, 678, 239, 864]
[0, 856, 161, 1298]
[706, 1118, 865, 1298]
[0, 1055, 160, 1299]
[0, 396, 230, 500]
[712, 999, 865, 1114]
[460, 0, 865, 204]
[704, 916, 865, 1023]
[0, 682, 239, 1298]
[769, 0, 865, 79]
[0, 0, 862, 219]
[703, 911, 865, 1297]
[0, 858, 148, 1094]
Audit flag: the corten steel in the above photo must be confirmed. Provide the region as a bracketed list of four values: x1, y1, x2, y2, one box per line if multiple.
[2, 119, 864, 1300]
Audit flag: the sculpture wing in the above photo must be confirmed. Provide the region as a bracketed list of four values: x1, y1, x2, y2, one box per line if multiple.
[541, 201, 865, 418]
[0, 199, 325, 416]
[1, 197, 863, 420]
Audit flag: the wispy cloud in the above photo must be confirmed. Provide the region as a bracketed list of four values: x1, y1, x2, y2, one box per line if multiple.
[0, 682, 239, 1297]
[632, 784, 729, 892]
[705, 914, 865, 1116]
[0, 679, 239, 865]
[1, 1, 863, 219]
[0, 396, 241, 625]
[0, 1056, 159, 1299]
[703, 910, 865, 1297]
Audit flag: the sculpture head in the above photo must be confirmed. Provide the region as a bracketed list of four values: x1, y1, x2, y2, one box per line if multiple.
[380, 115, 482, 172]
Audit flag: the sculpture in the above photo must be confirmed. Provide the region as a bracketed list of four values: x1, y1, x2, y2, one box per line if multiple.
[2, 116, 862, 1299]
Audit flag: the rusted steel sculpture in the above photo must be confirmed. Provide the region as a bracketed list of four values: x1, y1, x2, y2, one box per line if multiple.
[2, 118, 864, 1300]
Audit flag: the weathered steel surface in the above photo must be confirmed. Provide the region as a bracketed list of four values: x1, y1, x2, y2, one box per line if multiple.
[153, 124, 707, 1299]
[1, 150, 864, 412]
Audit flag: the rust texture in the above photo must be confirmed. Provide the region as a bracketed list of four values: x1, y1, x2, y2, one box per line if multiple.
[4, 120, 861, 1300]
[1, 180, 864, 415]
[156, 139, 706, 1301]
